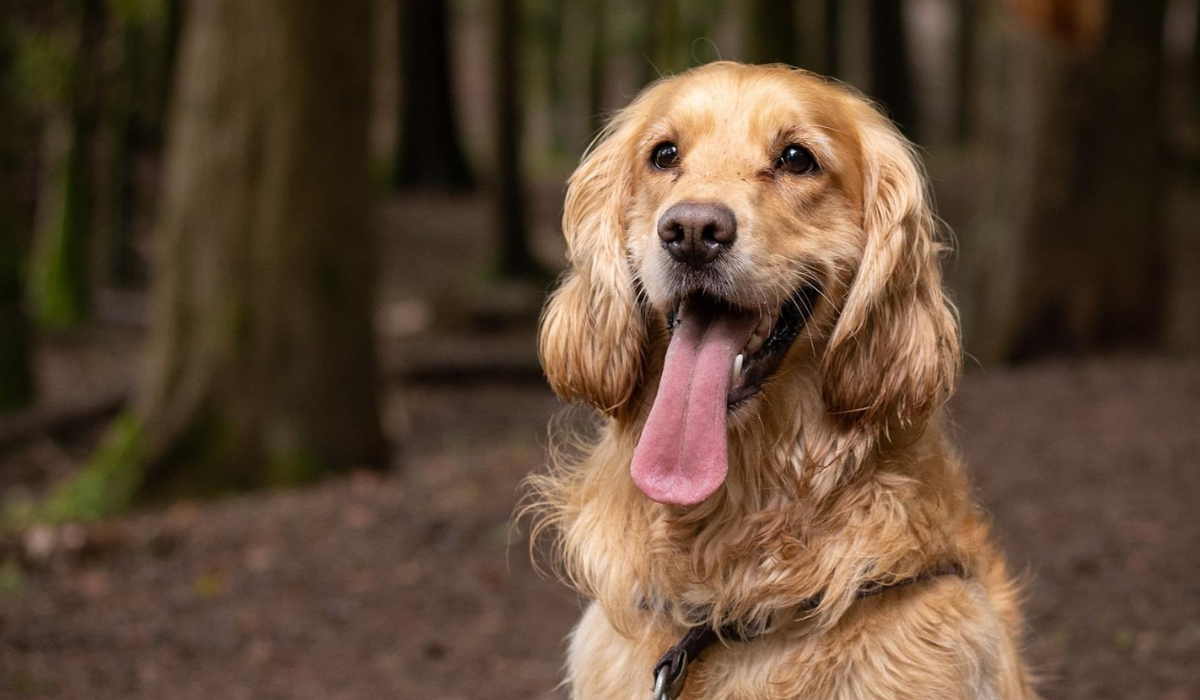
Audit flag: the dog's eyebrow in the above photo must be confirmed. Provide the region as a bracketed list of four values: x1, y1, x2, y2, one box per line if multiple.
[794, 128, 843, 168]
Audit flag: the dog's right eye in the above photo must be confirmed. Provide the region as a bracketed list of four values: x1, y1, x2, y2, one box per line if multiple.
[650, 142, 680, 170]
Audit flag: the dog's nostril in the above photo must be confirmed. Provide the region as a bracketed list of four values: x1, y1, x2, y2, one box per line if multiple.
[657, 202, 738, 269]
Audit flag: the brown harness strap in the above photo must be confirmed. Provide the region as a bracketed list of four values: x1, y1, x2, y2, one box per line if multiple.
[650, 562, 966, 700]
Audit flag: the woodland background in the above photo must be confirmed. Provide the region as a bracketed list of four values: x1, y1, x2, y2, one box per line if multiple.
[0, 0, 1198, 698]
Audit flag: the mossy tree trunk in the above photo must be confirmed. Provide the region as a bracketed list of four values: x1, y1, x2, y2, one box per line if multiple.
[49, 0, 387, 518]
[0, 3, 36, 413]
[394, 0, 473, 190]
[968, 0, 1169, 361]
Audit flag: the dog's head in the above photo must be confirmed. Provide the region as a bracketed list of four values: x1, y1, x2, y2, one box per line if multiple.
[540, 63, 959, 505]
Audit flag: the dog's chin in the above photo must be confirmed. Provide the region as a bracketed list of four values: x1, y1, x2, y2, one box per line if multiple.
[665, 282, 823, 411]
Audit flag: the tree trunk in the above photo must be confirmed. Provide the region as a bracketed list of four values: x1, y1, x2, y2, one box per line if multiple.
[494, 0, 540, 279]
[394, 0, 473, 190]
[0, 5, 35, 413]
[867, 0, 918, 137]
[47, 0, 387, 518]
[969, 0, 1169, 361]
[27, 0, 106, 328]
[746, 0, 798, 65]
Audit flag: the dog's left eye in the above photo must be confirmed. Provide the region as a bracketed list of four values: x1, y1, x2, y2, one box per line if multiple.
[777, 144, 818, 175]
[650, 142, 680, 170]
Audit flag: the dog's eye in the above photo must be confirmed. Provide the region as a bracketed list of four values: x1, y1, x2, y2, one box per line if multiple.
[650, 142, 680, 170]
[777, 144, 818, 175]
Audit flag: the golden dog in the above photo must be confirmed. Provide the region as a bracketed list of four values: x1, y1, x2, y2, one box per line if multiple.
[529, 62, 1037, 700]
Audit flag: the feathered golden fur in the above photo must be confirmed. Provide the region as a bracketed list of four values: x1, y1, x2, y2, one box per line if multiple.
[529, 63, 1037, 699]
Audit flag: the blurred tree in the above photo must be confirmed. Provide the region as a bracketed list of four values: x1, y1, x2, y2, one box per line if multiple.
[494, 0, 542, 279]
[867, 0, 918, 137]
[44, 0, 386, 518]
[394, 0, 474, 190]
[970, 0, 1169, 361]
[746, 0, 798, 65]
[0, 5, 36, 413]
[26, 0, 107, 328]
[93, 0, 180, 289]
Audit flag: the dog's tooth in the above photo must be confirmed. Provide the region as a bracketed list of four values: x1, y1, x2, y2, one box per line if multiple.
[745, 332, 765, 356]
[732, 353, 744, 383]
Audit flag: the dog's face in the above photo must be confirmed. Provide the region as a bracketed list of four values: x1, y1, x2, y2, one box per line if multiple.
[540, 63, 960, 505]
[624, 68, 862, 409]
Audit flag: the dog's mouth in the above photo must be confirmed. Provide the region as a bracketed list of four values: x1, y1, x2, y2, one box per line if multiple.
[631, 283, 821, 507]
[666, 284, 823, 410]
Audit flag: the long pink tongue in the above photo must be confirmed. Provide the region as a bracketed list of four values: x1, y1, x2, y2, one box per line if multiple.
[631, 303, 756, 506]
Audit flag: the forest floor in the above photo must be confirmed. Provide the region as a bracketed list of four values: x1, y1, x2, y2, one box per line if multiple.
[1, 183, 1199, 700]
[2, 349, 1199, 700]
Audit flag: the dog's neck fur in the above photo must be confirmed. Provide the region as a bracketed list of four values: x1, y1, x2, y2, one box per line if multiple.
[532, 384, 979, 641]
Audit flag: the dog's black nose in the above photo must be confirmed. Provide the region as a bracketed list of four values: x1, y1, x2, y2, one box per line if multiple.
[657, 202, 737, 269]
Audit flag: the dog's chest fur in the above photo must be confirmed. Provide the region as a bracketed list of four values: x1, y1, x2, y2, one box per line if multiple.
[545, 428, 1035, 700]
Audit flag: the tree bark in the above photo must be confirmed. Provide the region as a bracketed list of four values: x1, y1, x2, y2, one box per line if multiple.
[494, 0, 540, 279]
[867, 0, 918, 137]
[0, 4, 36, 413]
[969, 0, 1169, 361]
[50, 0, 387, 515]
[394, 0, 473, 190]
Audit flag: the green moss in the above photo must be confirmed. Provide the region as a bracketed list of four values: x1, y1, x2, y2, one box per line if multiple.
[35, 413, 146, 523]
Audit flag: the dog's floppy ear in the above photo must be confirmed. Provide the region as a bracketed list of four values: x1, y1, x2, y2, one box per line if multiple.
[821, 108, 961, 440]
[539, 112, 648, 416]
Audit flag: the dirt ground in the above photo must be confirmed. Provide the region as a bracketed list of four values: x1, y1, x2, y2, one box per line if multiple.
[0, 354, 1197, 700]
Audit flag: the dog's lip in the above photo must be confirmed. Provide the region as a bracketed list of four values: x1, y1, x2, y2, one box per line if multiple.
[666, 283, 822, 409]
